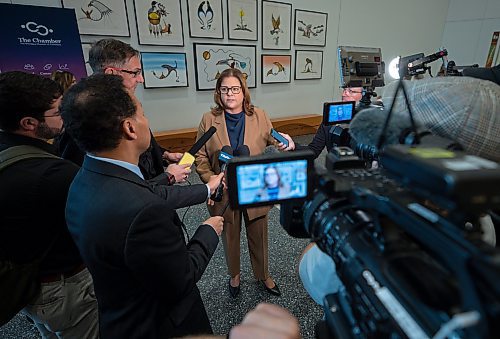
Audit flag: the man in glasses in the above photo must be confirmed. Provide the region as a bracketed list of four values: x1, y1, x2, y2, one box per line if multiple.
[0, 72, 98, 338]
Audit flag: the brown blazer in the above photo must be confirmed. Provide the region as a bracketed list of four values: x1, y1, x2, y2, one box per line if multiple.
[195, 107, 276, 222]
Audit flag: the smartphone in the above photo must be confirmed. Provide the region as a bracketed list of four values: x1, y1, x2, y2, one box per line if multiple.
[270, 128, 289, 147]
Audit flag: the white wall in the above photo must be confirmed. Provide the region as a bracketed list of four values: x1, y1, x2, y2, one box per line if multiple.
[1, 0, 450, 132]
[441, 0, 500, 66]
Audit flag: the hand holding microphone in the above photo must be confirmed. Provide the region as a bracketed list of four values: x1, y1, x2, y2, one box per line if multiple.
[211, 146, 233, 202]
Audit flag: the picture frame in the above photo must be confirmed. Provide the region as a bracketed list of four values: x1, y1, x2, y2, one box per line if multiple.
[261, 54, 291, 84]
[193, 43, 256, 90]
[187, 0, 224, 39]
[261, 0, 292, 50]
[140, 52, 188, 88]
[227, 0, 257, 41]
[61, 0, 131, 36]
[295, 50, 323, 80]
[133, 0, 184, 46]
[81, 42, 93, 76]
[294, 9, 327, 47]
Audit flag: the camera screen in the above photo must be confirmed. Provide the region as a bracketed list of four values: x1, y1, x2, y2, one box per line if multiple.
[226, 151, 314, 209]
[323, 101, 356, 125]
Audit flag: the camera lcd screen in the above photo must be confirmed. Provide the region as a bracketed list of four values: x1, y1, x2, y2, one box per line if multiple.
[323, 101, 356, 125]
[226, 151, 314, 209]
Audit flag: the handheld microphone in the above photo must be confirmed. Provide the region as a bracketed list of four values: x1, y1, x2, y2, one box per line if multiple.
[211, 146, 233, 202]
[233, 145, 250, 157]
[179, 126, 217, 166]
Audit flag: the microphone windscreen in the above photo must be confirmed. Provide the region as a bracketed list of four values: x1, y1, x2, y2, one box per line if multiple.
[189, 126, 216, 155]
[234, 145, 250, 157]
[219, 145, 233, 167]
[349, 108, 414, 148]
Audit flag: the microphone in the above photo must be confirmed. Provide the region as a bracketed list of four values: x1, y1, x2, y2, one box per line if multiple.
[211, 146, 233, 202]
[233, 145, 250, 157]
[179, 126, 216, 166]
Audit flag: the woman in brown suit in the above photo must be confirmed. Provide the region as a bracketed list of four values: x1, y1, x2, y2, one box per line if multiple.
[195, 68, 295, 298]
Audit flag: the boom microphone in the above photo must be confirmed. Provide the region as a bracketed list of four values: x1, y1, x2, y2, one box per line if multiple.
[211, 146, 233, 202]
[179, 126, 216, 166]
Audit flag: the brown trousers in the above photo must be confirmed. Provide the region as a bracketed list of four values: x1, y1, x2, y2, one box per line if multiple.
[221, 210, 270, 280]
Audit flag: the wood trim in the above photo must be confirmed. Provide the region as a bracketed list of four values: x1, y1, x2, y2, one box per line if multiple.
[154, 114, 321, 153]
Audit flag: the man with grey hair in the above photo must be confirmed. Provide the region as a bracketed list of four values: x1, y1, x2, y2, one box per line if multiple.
[57, 38, 190, 184]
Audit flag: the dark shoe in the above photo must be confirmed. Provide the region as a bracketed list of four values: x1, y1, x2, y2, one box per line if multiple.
[228, 278, 240, 298]
[260, 280, 281, 296]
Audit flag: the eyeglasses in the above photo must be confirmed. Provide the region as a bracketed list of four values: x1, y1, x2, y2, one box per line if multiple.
[107, 67, 143, 78]
[219, 86, 241, 94]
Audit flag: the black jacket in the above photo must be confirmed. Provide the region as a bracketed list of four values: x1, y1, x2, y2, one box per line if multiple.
[66, 156, 219, 338]
[0, 132, 82, 275]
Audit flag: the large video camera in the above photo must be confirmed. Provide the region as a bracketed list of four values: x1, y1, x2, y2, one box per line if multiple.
[226, 143, 500, 338]
[338, 46, 385, 108]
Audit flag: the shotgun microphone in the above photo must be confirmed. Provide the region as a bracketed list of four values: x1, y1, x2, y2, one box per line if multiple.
[179, 126, 217, 166]
[211, 146, 233, 202]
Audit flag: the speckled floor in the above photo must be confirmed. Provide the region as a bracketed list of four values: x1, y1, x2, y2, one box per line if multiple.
[0, 134, 329, 339]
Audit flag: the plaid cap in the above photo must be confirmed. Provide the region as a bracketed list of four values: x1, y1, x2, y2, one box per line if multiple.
[462, 64, 500, 85]
[383, 77, 500, 162]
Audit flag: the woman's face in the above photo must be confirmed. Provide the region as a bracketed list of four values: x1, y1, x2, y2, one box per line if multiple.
[264, 167, 279, 188]
[220, 76, 244, 114]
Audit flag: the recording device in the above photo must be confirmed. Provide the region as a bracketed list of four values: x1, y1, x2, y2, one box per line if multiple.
[226, 150, 314, 209]
[446, 60, 479, 76]
[399, 49, 448, 77]
[179, 126, 217, 166]
[322, 101, 356, 125]
[211, 146, 233, 202]
[270, 128, 289, 148]
[338, 46, 385, 107]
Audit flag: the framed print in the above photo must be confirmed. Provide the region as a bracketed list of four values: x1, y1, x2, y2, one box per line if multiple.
[294, 9, 327, 47]
[295, 50, 323, 80]
[187, 0, 224, 39]
[140, 52, 188, 88]
[227, 0, 257, 41]
[61, 0, 131, 36]
[81, 42, 93, 76]
[133, 0, 184, 46]
[261, 54, 291, 84]
[261, 0, 291, 50]
[193, 43, 256, 90]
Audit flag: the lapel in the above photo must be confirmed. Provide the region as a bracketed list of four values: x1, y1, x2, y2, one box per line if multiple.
[243, 112, 256, 152]
[213, 113, 230, 148]
[82, 155, 153, 192]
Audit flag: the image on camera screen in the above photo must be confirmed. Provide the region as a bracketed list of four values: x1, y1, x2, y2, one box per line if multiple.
[323, 101, 356, 125]
[235, 159, 308, 206]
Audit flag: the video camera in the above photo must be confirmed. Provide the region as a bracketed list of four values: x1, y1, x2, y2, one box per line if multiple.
[225, 79, 500, 337]
[338, 46, 385, 108]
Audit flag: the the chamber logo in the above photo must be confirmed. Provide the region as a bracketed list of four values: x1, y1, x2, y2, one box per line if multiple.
[20, 21, 53, 36]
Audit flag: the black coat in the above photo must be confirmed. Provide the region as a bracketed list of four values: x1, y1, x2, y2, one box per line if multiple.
[66, 156, 219, 338]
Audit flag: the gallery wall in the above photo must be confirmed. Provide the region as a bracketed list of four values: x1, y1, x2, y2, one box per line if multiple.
[441, 0, 500, 66]
[1, 0, 450, 132]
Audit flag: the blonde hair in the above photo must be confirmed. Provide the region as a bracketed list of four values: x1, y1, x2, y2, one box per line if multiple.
[211, 68, 254, 116]
[50, 70, 75, 93]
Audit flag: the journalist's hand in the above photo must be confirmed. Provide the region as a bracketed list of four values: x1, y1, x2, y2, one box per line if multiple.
[278, 132, 296, 152]
[166, 163, 191, 183]
[162, 151, 183, 163]
[207, 173, 224, 195]
[229, 303, 301, 339]
[204, 216, 224, 236]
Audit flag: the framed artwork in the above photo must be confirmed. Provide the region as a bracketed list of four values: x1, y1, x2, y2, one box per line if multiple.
[261, 54, 291, 84]
[294, 9, 327, 47]
[61, 0, 131, 36]
[81, 42, 93, 76]
[261, 0, 291, 50]
[227, 0, 257, 41]
[295, 50, 323, 80]
[140, 52, 188, 88]
[187, 0, 224, 39]
[133, 0, 184, 46]
[193, 43, 256, 90]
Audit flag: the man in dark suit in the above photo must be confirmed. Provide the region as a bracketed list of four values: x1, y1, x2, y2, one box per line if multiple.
[61, 74, 224, 338]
